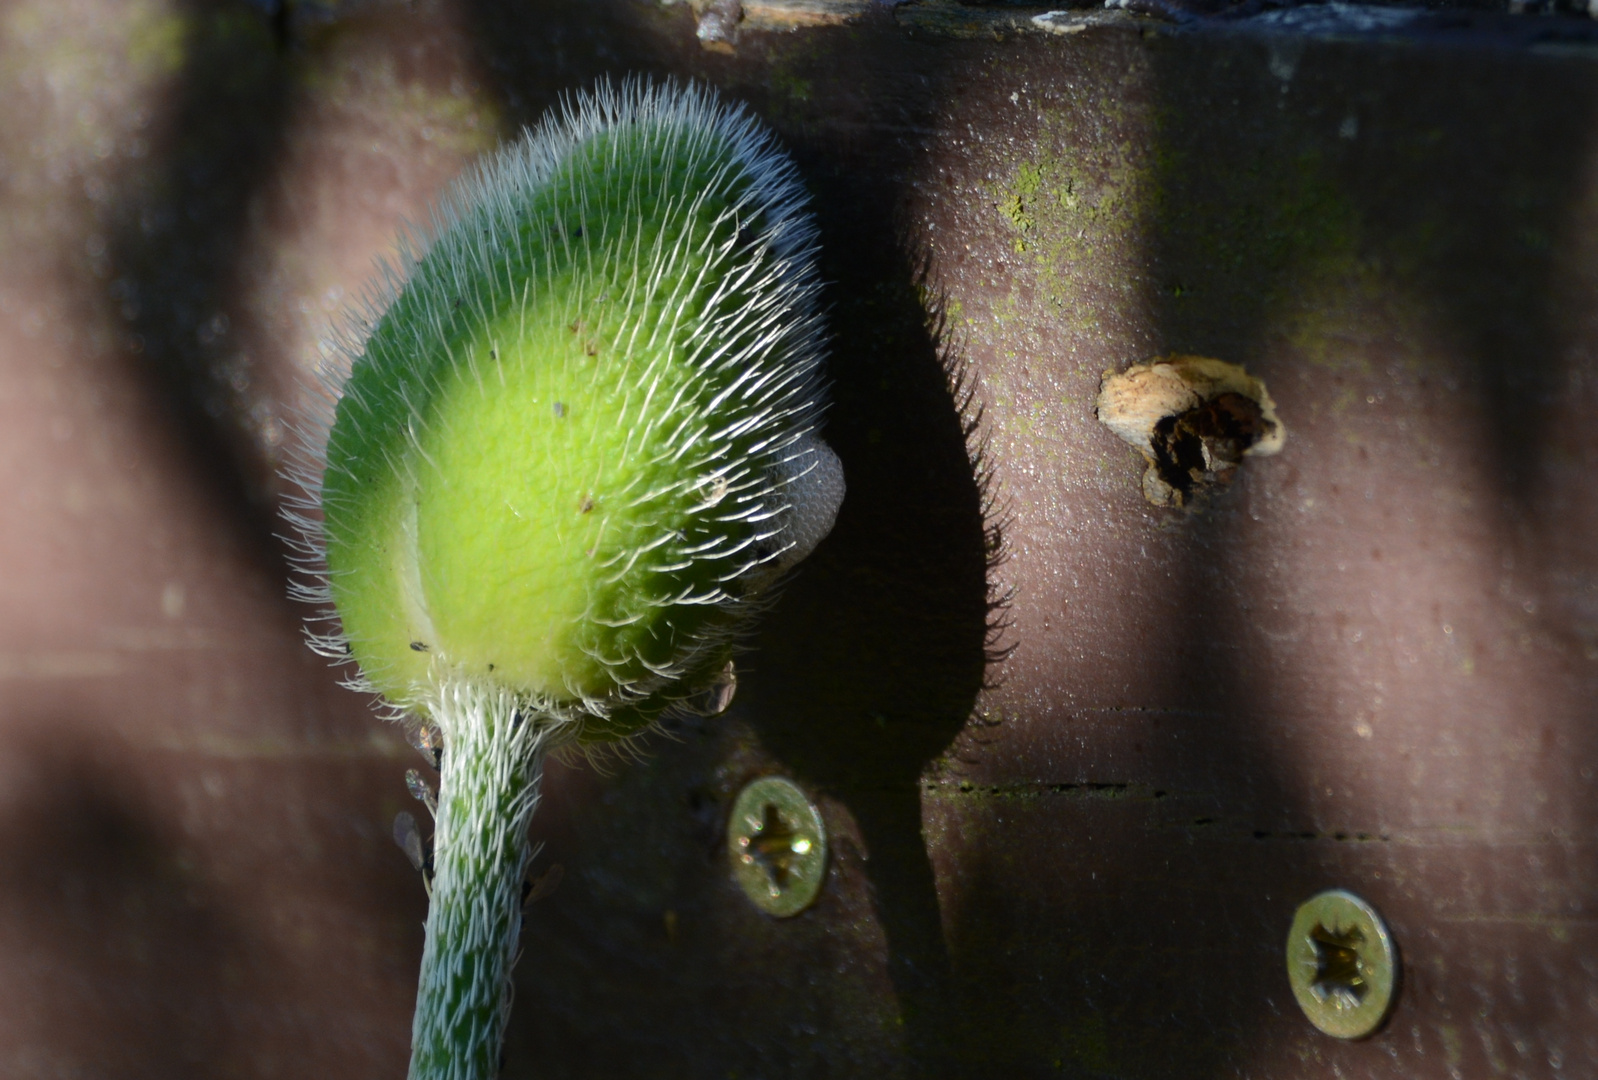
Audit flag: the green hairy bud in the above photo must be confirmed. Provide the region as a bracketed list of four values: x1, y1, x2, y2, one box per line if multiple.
[284, 79, 843, 1079]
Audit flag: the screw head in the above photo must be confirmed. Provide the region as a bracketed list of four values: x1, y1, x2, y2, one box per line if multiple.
[727, 776, 827, 917]
[1286, 889, 1399, 1039]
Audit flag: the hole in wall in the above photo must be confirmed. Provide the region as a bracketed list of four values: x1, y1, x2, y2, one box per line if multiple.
[1095, 354, 1285, 507]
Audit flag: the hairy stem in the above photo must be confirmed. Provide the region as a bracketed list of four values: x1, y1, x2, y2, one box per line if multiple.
[409, 681, 551, 1080]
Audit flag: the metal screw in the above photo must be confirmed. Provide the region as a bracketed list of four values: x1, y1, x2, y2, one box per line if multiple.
[727, 776, 827, 917]
[1286, 889, 1399, 1039]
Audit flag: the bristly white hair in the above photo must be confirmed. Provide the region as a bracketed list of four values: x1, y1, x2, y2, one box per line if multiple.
[282, 78, 847, 1080]
[279, 76, 842, 737]
[405, 679, 551, 1080]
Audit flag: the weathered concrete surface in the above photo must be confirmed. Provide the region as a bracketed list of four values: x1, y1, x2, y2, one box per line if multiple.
[0, 0, 1595, 1076]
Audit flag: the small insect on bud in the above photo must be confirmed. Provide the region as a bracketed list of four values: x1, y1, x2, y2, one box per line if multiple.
[284, 78, 844, 1080]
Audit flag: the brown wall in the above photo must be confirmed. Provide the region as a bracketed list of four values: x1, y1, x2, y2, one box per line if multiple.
[0, 1, 1593, 1076]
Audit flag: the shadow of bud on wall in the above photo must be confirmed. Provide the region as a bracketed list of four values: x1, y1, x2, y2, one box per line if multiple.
[734, 242, 997, 1075]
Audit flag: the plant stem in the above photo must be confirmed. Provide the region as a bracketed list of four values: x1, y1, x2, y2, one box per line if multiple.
[409, 681, 551, 1080]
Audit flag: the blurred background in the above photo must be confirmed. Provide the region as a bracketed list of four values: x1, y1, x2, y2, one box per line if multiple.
[1, 0, 1596, 1076]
